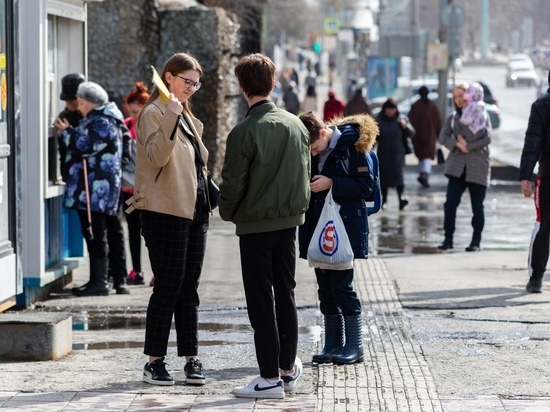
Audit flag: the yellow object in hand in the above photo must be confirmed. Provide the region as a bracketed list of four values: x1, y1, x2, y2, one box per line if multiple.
[151, 66, 170, 103]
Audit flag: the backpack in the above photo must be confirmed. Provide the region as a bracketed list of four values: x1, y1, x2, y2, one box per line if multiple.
[340, 149, 381, 216]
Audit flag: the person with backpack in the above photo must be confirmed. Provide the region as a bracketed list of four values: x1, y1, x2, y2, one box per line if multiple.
[298, 111, 378, 365]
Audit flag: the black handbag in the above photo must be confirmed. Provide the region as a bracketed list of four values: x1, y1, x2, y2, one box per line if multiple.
[403, 134, 414, 155]
[207, 175, 220, 210]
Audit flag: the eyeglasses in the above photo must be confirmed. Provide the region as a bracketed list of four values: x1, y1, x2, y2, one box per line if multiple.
[172, 74, 201, 91]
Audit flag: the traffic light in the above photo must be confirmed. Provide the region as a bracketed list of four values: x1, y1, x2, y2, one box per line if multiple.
[313, 42, 321, 53]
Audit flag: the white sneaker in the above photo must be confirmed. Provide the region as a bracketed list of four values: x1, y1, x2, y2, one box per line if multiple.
[281, 357, 302, 392]
[231, 376, 284, 399]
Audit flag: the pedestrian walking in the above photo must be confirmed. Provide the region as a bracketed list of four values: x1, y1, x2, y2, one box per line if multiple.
[121, 82, 150, 287]
[343, 88, 371, 117]
[437, 83, 492, 252]
[56, 81, 125, 297]
[375, 98, 415, 210]
[408, 85, 442, 188]
[218, 53, 310, 399]
[125, 52, 210, 386]
[282, 81, 301, 115]
[323, 88, 344, 122]
[298, 111, 378, 365]
[519, 70, 550, 293]
[302, 72, 317, 114]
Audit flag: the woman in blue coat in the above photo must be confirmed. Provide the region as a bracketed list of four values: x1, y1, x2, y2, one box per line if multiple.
[299, 111, 378, 365]
[56, 81, 124, 296]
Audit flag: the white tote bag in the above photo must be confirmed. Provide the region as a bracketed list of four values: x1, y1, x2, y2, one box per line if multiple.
[307, 188, 354, 270]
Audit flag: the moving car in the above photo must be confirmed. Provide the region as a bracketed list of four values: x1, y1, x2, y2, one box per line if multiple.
[506, 58, 539, 87]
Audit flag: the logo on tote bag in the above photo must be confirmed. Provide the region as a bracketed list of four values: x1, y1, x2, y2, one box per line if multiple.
[318, 221, 339, 256]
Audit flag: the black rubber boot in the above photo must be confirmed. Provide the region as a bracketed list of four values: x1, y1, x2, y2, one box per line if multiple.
[71, 281, 91, 293]
[312, 314, 345, 364]
[332, 315, 364, 365]
[72, 258, 110, 297]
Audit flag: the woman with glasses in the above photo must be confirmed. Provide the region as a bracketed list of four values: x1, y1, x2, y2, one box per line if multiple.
[126, 52, 211, 386]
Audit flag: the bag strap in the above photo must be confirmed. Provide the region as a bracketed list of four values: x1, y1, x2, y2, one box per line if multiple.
[450, 111, 456, 139]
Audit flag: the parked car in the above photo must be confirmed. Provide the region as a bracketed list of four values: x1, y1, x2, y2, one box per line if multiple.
[477, 80, 501, 129]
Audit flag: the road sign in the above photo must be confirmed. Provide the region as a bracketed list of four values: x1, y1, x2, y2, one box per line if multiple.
[441, 4, 465, 28]
[324, 17, 340, 35]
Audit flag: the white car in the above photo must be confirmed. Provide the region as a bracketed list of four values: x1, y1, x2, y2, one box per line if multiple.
[506, 62, 539, 87]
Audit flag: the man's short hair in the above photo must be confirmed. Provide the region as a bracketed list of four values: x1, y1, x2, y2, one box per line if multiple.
[234, 53, 275, 99]
[299, 111, 324, 144]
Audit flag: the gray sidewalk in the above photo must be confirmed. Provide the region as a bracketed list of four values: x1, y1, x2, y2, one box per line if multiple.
[2, 165, 550, 411]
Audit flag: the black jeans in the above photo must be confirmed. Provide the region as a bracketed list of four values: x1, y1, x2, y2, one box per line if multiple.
[106, 203, 127, 278]
[239, 228, 298, 378]
[529, 177, 550, 280]
[314, 267, 362, 316]
[77, 208, 126, 278]
[443, 174, 487, 244]
[77, 210, 108, 259]
[141, 209, 209, 357]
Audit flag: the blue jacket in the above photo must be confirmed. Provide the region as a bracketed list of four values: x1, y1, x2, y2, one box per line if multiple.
[59, 102, 124, 216]
[299, 114, 378, 259]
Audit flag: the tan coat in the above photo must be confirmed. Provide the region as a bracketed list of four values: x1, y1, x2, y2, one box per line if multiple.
[126, 97, 208, 219]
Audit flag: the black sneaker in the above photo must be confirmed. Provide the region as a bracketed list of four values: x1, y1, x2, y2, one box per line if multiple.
[143, 357, 175, 386]
[526, 278, 542, 293]
[184, 358, 206, 386]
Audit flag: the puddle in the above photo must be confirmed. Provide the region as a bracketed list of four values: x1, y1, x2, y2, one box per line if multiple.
[72, 322, 322, 350]
[73, 340, 241, 350]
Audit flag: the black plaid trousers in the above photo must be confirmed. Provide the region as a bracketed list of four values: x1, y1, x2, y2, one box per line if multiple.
[140, 209, 209, 357]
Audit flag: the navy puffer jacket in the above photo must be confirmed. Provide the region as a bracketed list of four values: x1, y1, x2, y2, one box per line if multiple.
[299, 114, 378, 260]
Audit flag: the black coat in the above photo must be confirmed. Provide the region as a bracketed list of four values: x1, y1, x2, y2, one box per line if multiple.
[299, 115, 378, 260]
[375, 112, 415, 188]
[519, 91, 550, 180]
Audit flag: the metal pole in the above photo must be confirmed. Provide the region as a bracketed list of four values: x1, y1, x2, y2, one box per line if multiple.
[480, 0, 489, 59]
[437, 0, 450, 124]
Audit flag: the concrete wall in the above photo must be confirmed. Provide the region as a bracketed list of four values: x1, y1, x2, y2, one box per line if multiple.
[86, 0, 241, 180]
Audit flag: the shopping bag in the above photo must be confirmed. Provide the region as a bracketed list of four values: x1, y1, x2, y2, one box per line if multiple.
[307, 188, 354, 270]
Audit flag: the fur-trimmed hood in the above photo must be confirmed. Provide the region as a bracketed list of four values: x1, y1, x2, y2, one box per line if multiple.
[329, 114, 379, 153]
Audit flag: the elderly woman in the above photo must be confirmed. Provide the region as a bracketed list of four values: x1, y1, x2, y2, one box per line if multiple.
[56, 81, 125, 296]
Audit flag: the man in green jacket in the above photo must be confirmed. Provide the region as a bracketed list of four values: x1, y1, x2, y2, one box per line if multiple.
[219, 53, 310, 399]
